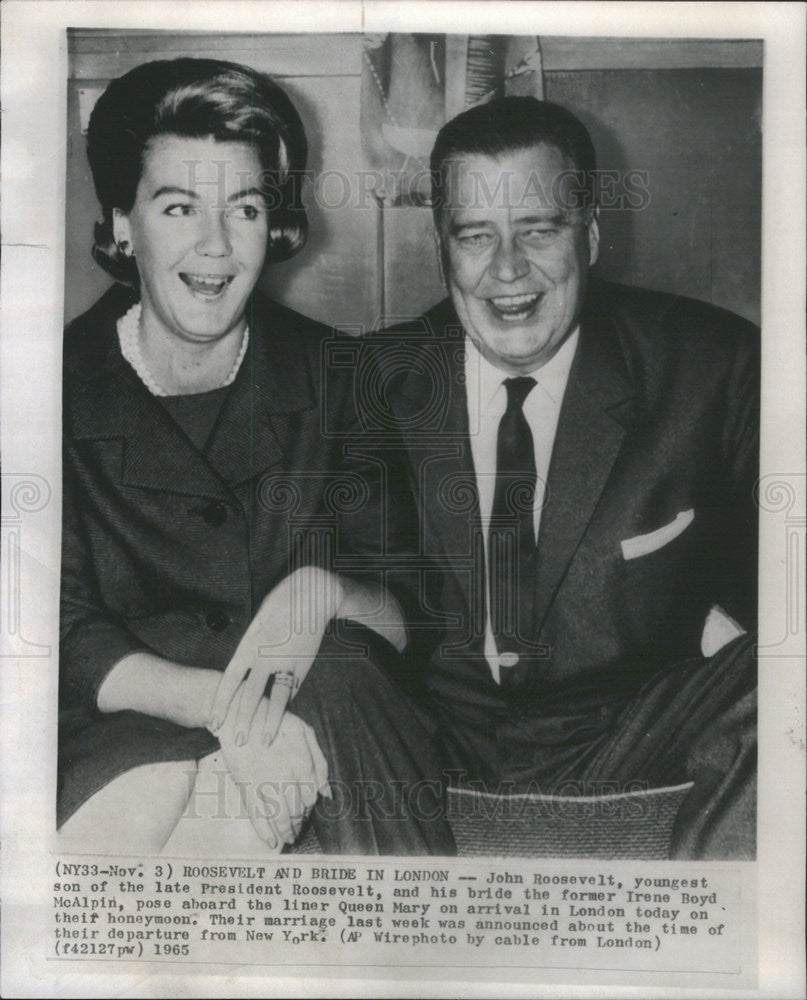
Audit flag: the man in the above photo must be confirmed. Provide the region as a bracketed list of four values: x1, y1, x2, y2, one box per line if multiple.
[292, 96, 758, 859]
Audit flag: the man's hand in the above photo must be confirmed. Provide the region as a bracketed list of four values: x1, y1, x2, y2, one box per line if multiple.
[217, 694, 330, 849]
[337, 575, 407, 655]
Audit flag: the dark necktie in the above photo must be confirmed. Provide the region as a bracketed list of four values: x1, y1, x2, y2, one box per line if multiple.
[489, 376, 537, 690]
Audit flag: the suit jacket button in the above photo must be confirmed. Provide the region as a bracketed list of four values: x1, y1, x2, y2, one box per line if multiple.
[202, 501, 228, 526]
[499, 652, 520, 668]
[205, 610, 230, 631]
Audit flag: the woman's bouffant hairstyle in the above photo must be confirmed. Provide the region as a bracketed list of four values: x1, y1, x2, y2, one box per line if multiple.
[87, 58, 308, 285]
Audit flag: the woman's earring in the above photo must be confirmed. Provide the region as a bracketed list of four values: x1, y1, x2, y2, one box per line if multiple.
[117, 240, 133, 258]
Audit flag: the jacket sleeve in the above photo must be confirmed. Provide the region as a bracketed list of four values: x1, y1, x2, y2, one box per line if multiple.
[59, 445, 149, 710]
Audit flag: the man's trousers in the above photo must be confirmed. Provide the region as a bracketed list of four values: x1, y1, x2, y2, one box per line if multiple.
[290, 626, 756, 859]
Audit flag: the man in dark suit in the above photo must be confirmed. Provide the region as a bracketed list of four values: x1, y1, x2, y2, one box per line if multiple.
[295, 97, 757, 858]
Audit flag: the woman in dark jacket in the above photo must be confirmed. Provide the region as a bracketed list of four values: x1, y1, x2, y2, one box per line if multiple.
[59, 58, 404, 852]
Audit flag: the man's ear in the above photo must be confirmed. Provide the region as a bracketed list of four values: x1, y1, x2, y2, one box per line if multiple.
[112, 208, 132, 251]
[587, 205, 600, 268]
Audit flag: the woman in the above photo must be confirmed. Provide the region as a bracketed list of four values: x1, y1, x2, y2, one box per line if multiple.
[58, 57, 405, 853]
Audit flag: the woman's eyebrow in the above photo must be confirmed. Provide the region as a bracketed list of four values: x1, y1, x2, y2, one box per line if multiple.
[149, 185, 263, 202]
[227, 186, 264, 202]
[151, 185, 198, 200]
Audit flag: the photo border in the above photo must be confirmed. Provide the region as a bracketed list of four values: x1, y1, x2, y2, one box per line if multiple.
[1, 3, 804, 997]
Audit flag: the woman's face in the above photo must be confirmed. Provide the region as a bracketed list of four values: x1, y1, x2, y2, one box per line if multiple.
[114, 134, 268, 346]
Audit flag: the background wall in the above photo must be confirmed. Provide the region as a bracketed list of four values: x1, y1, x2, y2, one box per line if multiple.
[64, 32, 762, 330]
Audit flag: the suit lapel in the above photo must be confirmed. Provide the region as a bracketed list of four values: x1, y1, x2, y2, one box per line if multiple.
[532, 292, 636, 632]
[386, 291, 636, 648]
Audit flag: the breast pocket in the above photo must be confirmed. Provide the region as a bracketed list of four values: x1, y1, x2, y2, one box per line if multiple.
[620, 509, 694, 561]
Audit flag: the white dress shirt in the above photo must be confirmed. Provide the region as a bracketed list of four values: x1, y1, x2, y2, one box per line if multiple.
[464, 328, 580, 682]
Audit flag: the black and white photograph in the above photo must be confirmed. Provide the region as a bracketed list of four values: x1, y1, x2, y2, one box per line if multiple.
[1, 2, 804, 997]
[58, 26, 761, 860]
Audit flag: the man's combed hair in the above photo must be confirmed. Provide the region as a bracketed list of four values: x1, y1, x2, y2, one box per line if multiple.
[430, 96, 597, 219]
[87, 58, 309, 285]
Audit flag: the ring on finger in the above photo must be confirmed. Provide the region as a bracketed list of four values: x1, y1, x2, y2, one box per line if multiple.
[273, 670, 299, 693]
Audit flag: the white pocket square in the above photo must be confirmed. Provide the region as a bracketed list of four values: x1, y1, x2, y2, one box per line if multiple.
[620, 509, 694, 561]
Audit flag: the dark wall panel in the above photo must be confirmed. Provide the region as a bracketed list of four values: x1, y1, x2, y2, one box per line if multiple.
[546, 68, 762, 324]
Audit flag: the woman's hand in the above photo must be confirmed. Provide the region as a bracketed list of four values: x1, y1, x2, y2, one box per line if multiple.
[209, 566, 343, 745]
[217, 692, 330, 849]
[209, 566, 407, 747]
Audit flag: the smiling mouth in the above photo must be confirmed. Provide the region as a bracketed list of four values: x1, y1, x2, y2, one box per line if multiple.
[179, 273, 234, 298]
[487, 292, 543, 320]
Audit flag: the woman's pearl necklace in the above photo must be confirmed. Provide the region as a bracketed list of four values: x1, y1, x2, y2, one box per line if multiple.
[117, 302, 249, 397]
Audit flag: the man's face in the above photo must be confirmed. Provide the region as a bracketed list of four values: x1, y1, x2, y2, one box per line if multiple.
[438, 144, 599, 373]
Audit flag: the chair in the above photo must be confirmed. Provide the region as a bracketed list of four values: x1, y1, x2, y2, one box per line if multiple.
[291, 782, 692, 858]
